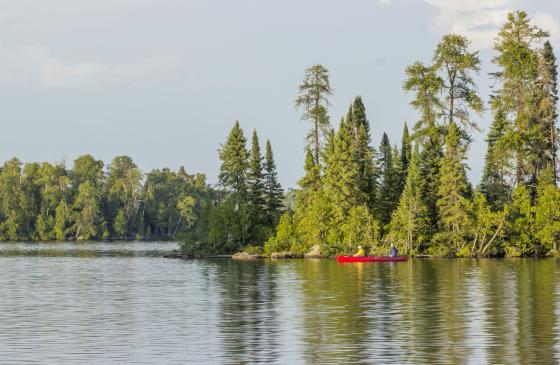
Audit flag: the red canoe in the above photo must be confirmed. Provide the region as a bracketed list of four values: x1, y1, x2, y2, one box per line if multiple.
[336, 255, 409, 263]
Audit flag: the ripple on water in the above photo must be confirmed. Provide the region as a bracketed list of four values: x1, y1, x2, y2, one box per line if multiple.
[0, 246, 559, 364]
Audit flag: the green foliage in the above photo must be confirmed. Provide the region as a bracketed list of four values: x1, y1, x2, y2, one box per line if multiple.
[264, 213, 295, 255]
[433, 33, 482, 134]
[263, 140, 284, 226]
[437, 122, 472, 251]
[295, 64, 333, 165]
[387, 146, 429, 254]
[0, 154, 214, 242]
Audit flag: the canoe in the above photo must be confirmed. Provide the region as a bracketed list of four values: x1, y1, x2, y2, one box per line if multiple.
[336, 255, 409, 263]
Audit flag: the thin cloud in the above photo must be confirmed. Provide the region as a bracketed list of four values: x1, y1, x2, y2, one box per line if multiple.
[0, 45, 181, 89]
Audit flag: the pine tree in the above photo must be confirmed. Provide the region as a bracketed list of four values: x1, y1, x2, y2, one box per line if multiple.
[491, 11, 548, 186]
[298, 147, 320, 204]
[219, 121, 249, 201]
[391, 144, 404, 200]
[324, 118, 363, 218]
[537, 41, 559, 184]
[350, 97, 378, 209]
[387, 145, 428, 254]
[295, 64, 333, 166]
[403, 61, 443, 138]
[375, 133, 400, 226]
[437, 122, 471, 251]
[401, 123, 412, 178]
[247, 130, 266, 234]
[433, 33, 483, 134]
[419, 126, 443, 236]
[480, 108, 512, 210]
[263, 140, 284, 226]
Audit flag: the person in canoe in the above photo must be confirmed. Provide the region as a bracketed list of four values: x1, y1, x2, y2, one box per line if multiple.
[389, 243, 398, 257]
[353, 245, 366, 257]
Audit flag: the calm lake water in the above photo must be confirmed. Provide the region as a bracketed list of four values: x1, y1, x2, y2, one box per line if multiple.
[0, 242, 559, 364]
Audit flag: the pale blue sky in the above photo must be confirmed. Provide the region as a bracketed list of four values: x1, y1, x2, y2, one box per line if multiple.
[0, 0, 559, 188]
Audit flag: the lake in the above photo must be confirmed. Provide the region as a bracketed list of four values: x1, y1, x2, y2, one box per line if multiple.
[0, 242, 558, 364]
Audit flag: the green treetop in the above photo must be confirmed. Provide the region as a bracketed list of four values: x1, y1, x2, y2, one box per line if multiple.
[263, 139, 284, 226]
[350, 97, 378, 210]
[437, 122, 471, 251]
[537, 41, 559, 184]
[219, 121, 249, 201]
[295, 64, 333, 166]
[247, 130, 266, 225]
[433, 33, 483, 135]
[492, 10, 549, 185]
[387, 145, 428, 254]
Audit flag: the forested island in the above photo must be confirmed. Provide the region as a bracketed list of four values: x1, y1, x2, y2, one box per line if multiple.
[1, 11, 559, 258]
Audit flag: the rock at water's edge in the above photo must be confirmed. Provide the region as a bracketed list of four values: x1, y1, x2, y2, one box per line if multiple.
[232, 252, 264, 260]
[304, 245, 322, 258]
[270, 252, 303, 259]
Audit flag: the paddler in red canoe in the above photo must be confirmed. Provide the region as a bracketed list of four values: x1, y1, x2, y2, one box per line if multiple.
[389, 243, 398, 257]
[353, 245, 366, 257]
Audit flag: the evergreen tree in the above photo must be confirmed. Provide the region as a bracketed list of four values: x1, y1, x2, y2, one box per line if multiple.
[403, 61, 444, 138]
[295, 64, 333, 166]
[263, 140, 284, 226]
[433, 34, 483, 135]
[375, 133, 400, 226]
[419, 127, 443, 236]
[247, 129, 266, 240]
[214, 121, 251, 246]
[437, 122, 471, 251]
[299, 146, 320, 195]
[387, 145, 428, 254]
[218, 121, 249, 201]
[537, 41, 559, 184]
[391, 144, 405, 200]
[400, 123, 412, 178]
[350, 97, 378, 209]
[491, 11, 548, 186]
[324, 118, 363, 222]
[480, 108, 512, 209]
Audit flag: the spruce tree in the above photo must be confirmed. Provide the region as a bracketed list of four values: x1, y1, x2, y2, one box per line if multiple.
[350, 97, 378, 209]
[295, 64, 333, 166]
[219, 121, 249, 201]
[437, 122, 471, 251]
[298, 147, 320, 202]
[387, 145, 428, 254]
[263, 140, 284, 226]
[247, 130, 266, 241]
[324, 118, 363, 217]
[401, 123, 412, 178]
[479, 108, 512, 210]
[537, 41, 559, 184]
[491, 11, 548, 186]
[375, 133, 400, 226]
[419, 126, 443, 236]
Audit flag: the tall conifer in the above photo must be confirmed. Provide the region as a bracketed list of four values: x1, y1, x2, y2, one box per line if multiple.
[263, 140, 284, 226]
[437, 122, 471, 250]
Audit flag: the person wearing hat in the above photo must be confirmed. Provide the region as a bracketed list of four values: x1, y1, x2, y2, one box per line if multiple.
[353, 245, 366, 257]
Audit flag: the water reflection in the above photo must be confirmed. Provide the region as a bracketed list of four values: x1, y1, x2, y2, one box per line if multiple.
[0, 243, 559, 364]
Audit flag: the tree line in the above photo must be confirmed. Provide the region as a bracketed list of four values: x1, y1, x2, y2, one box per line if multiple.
[264, 11, 560, 257]
[0, 128, 284, 250]
[2, 10, 558, 257]
[0, 154, 219, 241]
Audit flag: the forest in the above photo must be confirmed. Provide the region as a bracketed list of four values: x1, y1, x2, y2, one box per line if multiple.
[263, 10, 560, 258]
[1, 11, 559, 257]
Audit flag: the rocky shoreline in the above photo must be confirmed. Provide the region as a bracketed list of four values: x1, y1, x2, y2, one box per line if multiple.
[164, 244, 324, 260]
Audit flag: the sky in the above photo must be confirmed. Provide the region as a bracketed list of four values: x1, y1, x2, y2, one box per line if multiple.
[0, 0, 559, 189]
